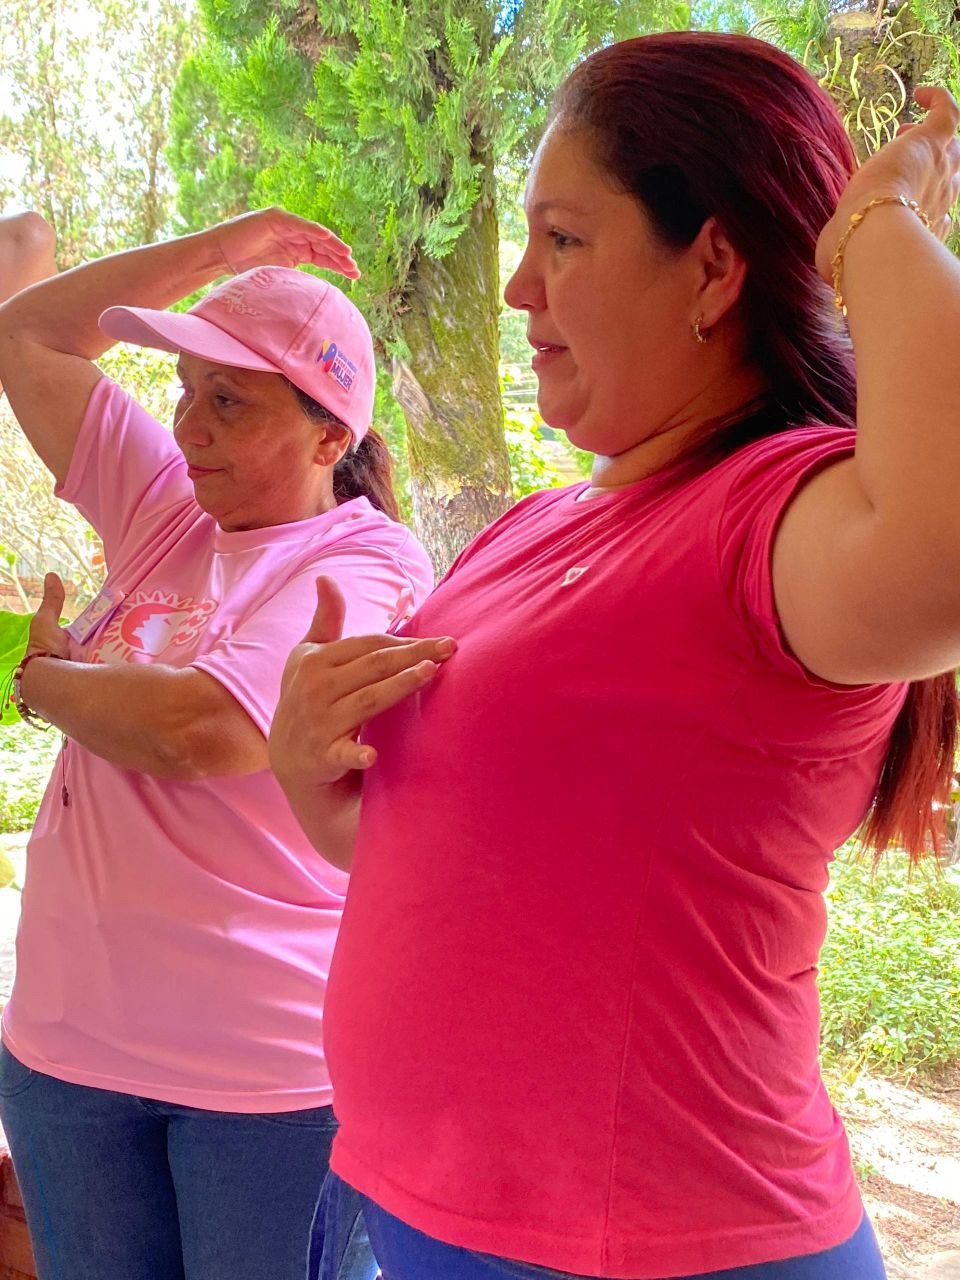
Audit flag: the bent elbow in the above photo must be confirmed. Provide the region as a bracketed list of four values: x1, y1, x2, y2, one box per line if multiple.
[12, 212, 56, 260]
[148, 731, 211, 782]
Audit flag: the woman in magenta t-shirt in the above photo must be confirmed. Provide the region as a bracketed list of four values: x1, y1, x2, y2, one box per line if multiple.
[0, 211, 432, 1280]
[272, 33, 960, 1280]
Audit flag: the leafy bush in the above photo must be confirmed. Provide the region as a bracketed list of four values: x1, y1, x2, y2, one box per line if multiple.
[820, 852, 960, 1076]
[0, 721, 60, 833]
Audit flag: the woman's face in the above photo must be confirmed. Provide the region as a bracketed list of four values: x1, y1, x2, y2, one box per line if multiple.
[173, 356, 344, 531]
[504, 125, 710, 459]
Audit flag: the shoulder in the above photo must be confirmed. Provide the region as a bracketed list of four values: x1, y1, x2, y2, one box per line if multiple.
[707, 425, 856, 493]
[310, 500, 434, 600]
[85, 374, 165, 432]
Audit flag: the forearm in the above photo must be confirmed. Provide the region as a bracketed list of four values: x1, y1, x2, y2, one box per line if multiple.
[20, 658, 259, 779]
[0, 228, 227, 362]
[845, 207, 960, 548]
[274, 769, 362, 871]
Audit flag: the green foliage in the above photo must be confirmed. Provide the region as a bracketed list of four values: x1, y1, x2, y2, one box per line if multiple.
[372, 375, 414, 525]
[752, 0, 960, 160]
[820, 852, 960, 1076]
[97, 347, 180, 426]
[0, 0, 197, 263]
[170, 0, 673, 344]
[504, 412, 567, 497]
[0, 613, 32, 727]
[501, 371, 591, 495]
[0, 722, 60, 834]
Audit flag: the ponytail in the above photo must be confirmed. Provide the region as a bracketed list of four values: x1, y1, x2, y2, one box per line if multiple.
[332, 429, 400, 522]
[859, 674, 958, 861]
[286, 380, 400, 523]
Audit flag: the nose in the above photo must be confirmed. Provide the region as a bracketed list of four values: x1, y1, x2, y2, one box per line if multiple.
[172, 399, 212, 449]
[503, 242, 543, 314]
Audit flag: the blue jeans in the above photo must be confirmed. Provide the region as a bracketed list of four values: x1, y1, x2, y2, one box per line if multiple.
[314, 1173, 887, 1280]
[0, 1043, 377, 1280]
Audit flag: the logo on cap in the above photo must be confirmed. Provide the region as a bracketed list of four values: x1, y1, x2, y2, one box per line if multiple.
[317, 339, 357, 393]
[217, 283, 260, 316]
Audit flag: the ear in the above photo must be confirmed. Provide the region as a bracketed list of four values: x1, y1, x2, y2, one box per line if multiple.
[688, 217, 748, 331]
[314, 422, 353, 468]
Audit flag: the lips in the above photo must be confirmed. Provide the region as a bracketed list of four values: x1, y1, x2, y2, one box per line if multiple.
[185, 464, 222, 479]
[529, 338, 568, 373]
[528, 334, 566, 353]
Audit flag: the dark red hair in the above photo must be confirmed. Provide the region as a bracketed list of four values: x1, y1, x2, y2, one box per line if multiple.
[553, 32, 956, 858]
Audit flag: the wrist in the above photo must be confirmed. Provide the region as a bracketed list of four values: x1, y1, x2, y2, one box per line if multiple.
[168, 227, 235, 294]
[825, 195, 932, 317]
[13, 651, 62, 729]
[817, 190, 923, 282]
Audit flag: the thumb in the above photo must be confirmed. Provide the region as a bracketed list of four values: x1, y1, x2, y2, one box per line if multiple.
[39, 572, 66, 620]
[303, 575, 346, 645]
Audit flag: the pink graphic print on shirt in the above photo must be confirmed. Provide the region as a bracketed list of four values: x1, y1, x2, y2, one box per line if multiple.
[91, 589, 217, 664]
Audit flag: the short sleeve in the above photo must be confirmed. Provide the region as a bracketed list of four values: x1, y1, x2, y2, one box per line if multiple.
[714, 427, 907, 749]
[716, 428, 857, 674]
[191, 544, 432, 737]
[57, 376, 191, 561]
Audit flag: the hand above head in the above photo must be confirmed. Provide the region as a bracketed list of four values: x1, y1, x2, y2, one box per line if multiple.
[816, 86, 960, 280]
[26, 573, 70, 661]
[211, 208, 360, 281]
[269, 575, 455, 790]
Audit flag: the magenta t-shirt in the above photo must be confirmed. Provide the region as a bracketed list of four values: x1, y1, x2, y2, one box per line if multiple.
[3, 376, 433, 1112]
[324, 428, 907, 1275]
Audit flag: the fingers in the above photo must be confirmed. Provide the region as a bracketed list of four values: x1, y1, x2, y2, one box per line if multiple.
[326, 738, 378, 774]
[267, 211, 360, 277]
[273, 211, 354, 260]
[309, 243, 361, 279]
[912, 86, 960, 143]
[39, 572, 65, 619]
[327, 653, 446, 738]
[217, 208, 360, 279]
[327, 635, 455, 698]
[304, 576, 347, 645]
[284, 633, 456, 758]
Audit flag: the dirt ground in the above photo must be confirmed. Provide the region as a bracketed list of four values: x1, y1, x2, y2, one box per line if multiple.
[0, 833, 957, 1276]
[844, 1064, 960, 1277]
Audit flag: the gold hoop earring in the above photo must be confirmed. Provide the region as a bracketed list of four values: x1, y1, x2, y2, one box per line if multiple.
[693, 316, 709, 344]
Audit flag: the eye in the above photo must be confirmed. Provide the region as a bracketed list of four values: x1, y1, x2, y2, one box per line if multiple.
[548, 228, 580, 250]
[213, 393, 237, 408]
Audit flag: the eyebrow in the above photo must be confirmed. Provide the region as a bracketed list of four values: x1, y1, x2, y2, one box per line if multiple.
[176, 362, 252, 387]
[526, 199, 592, 218]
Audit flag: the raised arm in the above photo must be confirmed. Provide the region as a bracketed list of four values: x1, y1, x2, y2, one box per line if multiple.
[772, 88, 960, 684]
[0, 209, 358, 485]
[0, 212, 56, 394]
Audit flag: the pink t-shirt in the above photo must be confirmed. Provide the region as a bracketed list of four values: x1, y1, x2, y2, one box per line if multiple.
[3, 376, 433, 1112]
[325, 428, 907, 1275]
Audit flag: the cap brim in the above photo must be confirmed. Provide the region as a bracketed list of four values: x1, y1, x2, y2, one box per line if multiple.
[98, 306, 281, 375]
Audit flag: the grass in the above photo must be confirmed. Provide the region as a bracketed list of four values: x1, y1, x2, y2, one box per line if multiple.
[820, 850, 960, 1078]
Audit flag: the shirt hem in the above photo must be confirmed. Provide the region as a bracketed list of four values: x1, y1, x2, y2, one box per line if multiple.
[330, 1140, 865, 1279]
[1, 1024, 333, 1114]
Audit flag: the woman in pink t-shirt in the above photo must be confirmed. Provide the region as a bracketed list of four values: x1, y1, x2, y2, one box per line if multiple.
[0, 211, 432, 1280]
[272, 34, 960, 1280]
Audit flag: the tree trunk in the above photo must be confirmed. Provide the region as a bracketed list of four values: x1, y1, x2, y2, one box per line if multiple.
[826, 6, 938, 163]
[393, 178, 513, 577]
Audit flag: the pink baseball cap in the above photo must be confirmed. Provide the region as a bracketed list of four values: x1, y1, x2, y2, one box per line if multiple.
[99, 266, 376, 444]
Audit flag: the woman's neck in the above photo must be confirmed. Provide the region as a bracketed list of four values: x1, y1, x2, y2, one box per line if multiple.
[587, 367, 770, 495]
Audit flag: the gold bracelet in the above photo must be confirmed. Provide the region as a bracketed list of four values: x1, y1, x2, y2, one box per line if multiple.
[831, 193, 932, 319]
